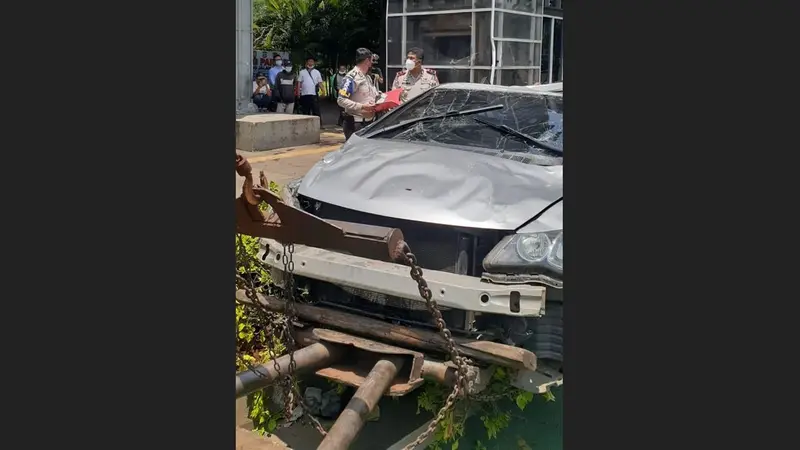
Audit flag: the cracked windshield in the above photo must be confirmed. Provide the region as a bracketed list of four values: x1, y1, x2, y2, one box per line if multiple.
[361, 88, 563, 165]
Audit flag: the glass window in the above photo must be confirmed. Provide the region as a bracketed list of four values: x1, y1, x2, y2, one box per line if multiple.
[433, 68, 471, 84]
[541, 17, 551, 83]
[495, 0, 535, 13]
[388, 17, 403, 66]
[363, 87, 564, 160]
[501, 41, 533, 66]
[472, 69, 493, 84]
[494, 12, 533, 40]
[388, 0, 403, 13]
[553, 19, 563, 82]
[532, 15, 543, 41]
[474, 12, 494, 66]
[544, 0, 562, 17]
[500, 69, 532, 86]
[475, 0, 492, 6]
[406, 13, 472, 66]
[406, 0, 472, 13]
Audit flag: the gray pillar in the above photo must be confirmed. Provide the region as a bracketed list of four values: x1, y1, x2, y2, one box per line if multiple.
[236, 0, 257, 115]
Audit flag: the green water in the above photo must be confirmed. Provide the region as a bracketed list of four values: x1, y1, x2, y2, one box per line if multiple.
[459, 387, 563, 450]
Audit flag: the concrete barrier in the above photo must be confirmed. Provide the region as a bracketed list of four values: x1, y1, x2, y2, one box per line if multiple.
[236, 114, 320, 152]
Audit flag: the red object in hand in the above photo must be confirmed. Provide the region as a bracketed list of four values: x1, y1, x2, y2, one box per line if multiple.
[374, 88, 402, 112]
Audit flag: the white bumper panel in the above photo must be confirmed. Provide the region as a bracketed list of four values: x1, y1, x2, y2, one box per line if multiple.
[259, 238, 546, 317]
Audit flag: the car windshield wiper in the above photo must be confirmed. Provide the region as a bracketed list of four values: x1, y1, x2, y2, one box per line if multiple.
[472, 116, 563, 154]
[365, 104, 504, 139]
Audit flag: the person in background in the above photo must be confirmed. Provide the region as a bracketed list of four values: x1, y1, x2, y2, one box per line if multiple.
[392, 47, 439, 104]
[335, 65, 348, 90]
[267, 54, 284, 112]
[252, 74, 271, 111]
[298, 56, 323, 118]
[334, 64, 348, 126]
[267, 53, 283, 87]
[370, 54, 384, 90]
[337, 48, 380, 140]
[274, 61, 297, 114]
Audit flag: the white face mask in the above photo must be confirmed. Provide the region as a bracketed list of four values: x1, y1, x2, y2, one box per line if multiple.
[338, 70, 346, 75]
[405, 59, 415, 71]
[283, 67, 291, 73]
[275, 60, 283, 67]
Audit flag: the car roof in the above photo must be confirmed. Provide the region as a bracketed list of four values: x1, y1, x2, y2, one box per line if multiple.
[435, 82, 563, 97]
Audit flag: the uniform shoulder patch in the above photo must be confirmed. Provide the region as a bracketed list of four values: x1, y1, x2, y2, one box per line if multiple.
[338, 76, 355, 98]
[424, 68, 437, 75]
[397, 70, 407, 76]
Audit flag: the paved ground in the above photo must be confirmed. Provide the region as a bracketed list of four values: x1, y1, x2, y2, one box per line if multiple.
[236, 128, 345, 197]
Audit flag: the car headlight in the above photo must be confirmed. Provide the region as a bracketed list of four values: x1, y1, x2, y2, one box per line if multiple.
[483, 230, 563, 276]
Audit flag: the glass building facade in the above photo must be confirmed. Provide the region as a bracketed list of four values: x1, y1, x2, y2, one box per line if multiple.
[385, 0, 563, 86]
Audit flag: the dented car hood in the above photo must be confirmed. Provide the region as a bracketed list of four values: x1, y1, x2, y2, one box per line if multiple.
[297, 136, 563, 230]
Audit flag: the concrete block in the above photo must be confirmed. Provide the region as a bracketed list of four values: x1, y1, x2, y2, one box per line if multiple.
[236, 114, 320, 152]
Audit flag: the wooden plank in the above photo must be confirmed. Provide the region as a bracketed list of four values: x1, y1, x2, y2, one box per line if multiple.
[236, 290, 536, 371]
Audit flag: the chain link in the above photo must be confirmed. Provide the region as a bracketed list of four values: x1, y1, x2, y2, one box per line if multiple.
[401, 251, 471, 450]
[236, 234, 327, 434]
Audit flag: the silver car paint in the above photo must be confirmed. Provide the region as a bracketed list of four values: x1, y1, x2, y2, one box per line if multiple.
[298, 136, 563, 230]
[516, 199, 562, 233]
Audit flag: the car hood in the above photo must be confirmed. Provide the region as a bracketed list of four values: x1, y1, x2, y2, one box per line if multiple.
[297, 137, 563, 230]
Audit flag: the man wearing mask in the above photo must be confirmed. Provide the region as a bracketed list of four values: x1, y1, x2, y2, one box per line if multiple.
[267, 53, 283, 87]
[337, 48, 380, 140]
[298, 56, 323, 118]
[267, 54, 284, 112]
[274, 61, 297, 114]
[392, 47, 439, 103]
[335, 65, 348, 90]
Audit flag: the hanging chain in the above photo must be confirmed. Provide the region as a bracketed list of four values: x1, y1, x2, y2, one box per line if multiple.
[279, 242, 298, 420]
[401, 250, 471, 450]
[236, 234, 327, 435]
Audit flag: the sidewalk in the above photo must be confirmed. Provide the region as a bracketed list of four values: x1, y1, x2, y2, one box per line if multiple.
[236, 129, 345, 196]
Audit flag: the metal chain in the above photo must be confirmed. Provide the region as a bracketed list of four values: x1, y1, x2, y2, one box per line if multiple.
[279, 242, 299, 420]
[236, 234, 327, 434]
[402, 250, 471, 450]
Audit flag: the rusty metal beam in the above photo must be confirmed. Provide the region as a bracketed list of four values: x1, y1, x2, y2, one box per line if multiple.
[235, 342, 344, 399]
[237, 290, 537, 371]
[235, 154, 408, 263]
[317, 356, 406, 450]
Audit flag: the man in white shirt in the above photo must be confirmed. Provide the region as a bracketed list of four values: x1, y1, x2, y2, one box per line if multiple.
[298, 56, 323, 118]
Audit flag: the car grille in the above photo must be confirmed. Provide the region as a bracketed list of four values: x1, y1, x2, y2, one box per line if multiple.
[299, 196, 498, 274]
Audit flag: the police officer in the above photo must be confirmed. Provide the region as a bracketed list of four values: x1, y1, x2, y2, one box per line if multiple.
[392, 47, 440, 104]
[337, 48, 381, 140]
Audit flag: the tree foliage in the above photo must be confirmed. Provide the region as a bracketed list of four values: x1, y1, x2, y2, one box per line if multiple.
[253, 0, 382, 68]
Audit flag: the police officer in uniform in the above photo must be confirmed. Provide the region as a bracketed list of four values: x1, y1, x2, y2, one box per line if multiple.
[337, 48, 381, 140]
[392, 47, 440, 104]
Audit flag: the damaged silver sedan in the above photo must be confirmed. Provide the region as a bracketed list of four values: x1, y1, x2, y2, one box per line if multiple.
[270, 83, 563, 382]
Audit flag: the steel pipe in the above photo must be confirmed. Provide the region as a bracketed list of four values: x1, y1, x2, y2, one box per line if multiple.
[317, 356, 406, 450]
[235, 342, 344, 398]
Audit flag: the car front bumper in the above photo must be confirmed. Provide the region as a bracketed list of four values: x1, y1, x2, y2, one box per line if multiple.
[258, 238, 547, 317]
